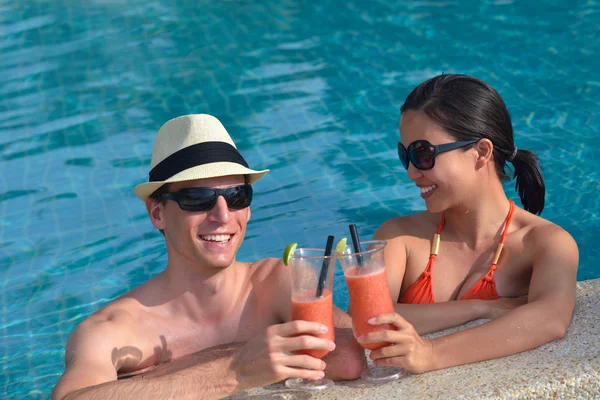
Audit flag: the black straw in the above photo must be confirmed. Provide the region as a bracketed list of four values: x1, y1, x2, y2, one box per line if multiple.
[316, 235, 335, 298]
[349, 224, 363, 267]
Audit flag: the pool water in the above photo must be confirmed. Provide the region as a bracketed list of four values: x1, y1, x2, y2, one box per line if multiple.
[1, 0, 598, 397]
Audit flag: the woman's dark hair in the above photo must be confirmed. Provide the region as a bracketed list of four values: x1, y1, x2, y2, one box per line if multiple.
[400, 74, 545, 215]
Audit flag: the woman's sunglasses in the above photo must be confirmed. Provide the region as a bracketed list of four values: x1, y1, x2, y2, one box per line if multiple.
[161, 184, 253, 212]
[397, 139, 478, 170]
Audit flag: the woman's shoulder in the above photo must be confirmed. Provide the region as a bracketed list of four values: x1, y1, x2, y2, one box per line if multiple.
[516, 206, 570, 235]
[374, 210, 440, 240]
[516, 207, 578, 257]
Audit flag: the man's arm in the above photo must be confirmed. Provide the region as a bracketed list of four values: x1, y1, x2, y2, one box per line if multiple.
[58, 342, 240, 400]
[54, 317, 332, 400]
[52, 311, 234, 400]
[52, 312, 129, 400]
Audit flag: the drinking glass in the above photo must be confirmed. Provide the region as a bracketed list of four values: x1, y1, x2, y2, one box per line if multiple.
[285, 247, 336, 391]
[339, 240, 407, 383]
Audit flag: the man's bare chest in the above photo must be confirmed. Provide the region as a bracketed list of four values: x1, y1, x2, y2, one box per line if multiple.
[117, 297, 282, 376]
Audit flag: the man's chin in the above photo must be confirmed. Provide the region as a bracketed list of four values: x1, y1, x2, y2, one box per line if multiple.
[203, 257, 236, 270]
[212, 263, 234, 270]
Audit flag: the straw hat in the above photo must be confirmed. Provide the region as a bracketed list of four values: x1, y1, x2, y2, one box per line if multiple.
[133, 114, 269, 201]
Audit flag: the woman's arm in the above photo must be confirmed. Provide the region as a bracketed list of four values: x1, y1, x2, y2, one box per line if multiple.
[430, 226, 577, 370]
[361, 226, 578, 373]
[394, 301, 486, 335]
[394, 298, 528, 335]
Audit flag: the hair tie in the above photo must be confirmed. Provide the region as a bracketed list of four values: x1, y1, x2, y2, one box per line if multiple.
[508, 147, 518, 162]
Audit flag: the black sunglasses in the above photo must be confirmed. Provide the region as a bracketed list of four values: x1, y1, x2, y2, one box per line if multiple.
[161, 184, 253, 212]
[397, 139, 478, 170]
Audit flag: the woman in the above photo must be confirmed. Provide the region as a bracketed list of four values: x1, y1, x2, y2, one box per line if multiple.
[358, 74, 578, 374]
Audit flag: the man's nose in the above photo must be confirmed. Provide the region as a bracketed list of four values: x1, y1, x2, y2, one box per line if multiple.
[207, 196, 230, 223]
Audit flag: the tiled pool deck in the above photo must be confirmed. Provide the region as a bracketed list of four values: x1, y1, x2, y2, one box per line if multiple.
[231, 278, 600, 399]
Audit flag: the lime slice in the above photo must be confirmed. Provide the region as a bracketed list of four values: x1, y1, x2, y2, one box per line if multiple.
[282, 243, 298, 266]
[335, 237, 347, 255]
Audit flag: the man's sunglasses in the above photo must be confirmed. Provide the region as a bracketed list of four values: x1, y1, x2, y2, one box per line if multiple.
[160, 184, 253, 212]
[397, 139, 478, 170]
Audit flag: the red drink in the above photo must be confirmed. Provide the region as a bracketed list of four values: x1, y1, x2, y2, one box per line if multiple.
[339, 239, 406, 383]
[291, 290, 335, 359]
[345, 268, 395, 350]
[286, 245, 337, 391]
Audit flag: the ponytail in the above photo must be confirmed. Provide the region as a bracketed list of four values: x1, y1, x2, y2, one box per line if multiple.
[511, 149, 545, 215]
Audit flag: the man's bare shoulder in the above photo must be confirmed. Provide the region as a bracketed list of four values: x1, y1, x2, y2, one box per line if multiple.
[53, 294, 156, 400]
[62, 306, 135, 373]
[86, 302, 136, 324]
[237, 258, 290, 322]
[246, 257, 289, 287]
[66, 287, 154, 355]
[247, 258, 290, 297]
[69, 301, 137, 346]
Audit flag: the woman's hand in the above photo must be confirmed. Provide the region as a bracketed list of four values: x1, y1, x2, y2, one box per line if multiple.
[357, 313, 435, 374]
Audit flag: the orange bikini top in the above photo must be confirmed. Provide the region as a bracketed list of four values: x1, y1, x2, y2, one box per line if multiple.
[399, 200, 515, 304]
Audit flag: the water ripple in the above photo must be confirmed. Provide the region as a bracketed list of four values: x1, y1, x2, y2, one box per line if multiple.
[0, 16, 56, 36]
[0, 61, 60, 84]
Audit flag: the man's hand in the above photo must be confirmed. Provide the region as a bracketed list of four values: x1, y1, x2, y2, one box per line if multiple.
[231, 320, 335, 390]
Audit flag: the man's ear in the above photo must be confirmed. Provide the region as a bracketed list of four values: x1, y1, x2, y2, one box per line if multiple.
[146, 198, 166, 231]
[246, 207, 251, 223]
[474, 138, 494, 169]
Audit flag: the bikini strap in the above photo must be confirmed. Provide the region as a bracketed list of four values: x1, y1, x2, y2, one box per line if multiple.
[499, 200, 516, 244]
[431, 214, 444, 255]
[436, 213, 445, 235]
[424, 214, 445, 274]
[485, 200, 516, 279]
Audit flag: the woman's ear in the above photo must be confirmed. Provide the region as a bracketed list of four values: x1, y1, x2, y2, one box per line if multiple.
[474, 138, 494, 168]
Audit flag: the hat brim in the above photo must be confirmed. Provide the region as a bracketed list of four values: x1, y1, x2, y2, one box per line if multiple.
[133, 162, 269, 201]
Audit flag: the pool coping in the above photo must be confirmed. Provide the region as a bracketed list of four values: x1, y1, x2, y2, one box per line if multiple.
[230, 278, 600, 399]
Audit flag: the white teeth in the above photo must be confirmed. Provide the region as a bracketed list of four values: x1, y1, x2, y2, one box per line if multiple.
[420, 185, 437, 194]
[200, 234, 231, 242]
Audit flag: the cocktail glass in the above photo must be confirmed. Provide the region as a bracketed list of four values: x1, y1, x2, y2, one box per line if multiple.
[338, 240, 407, 383]
[285, 247, 336, 391]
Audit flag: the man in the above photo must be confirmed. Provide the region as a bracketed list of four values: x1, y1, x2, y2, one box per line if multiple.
[52, 114, 365, 400]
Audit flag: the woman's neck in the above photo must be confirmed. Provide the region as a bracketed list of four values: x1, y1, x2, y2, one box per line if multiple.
[442, 181, 513, 249]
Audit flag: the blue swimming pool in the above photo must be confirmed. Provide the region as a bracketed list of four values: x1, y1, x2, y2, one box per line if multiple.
[1, 0, 598, 397]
